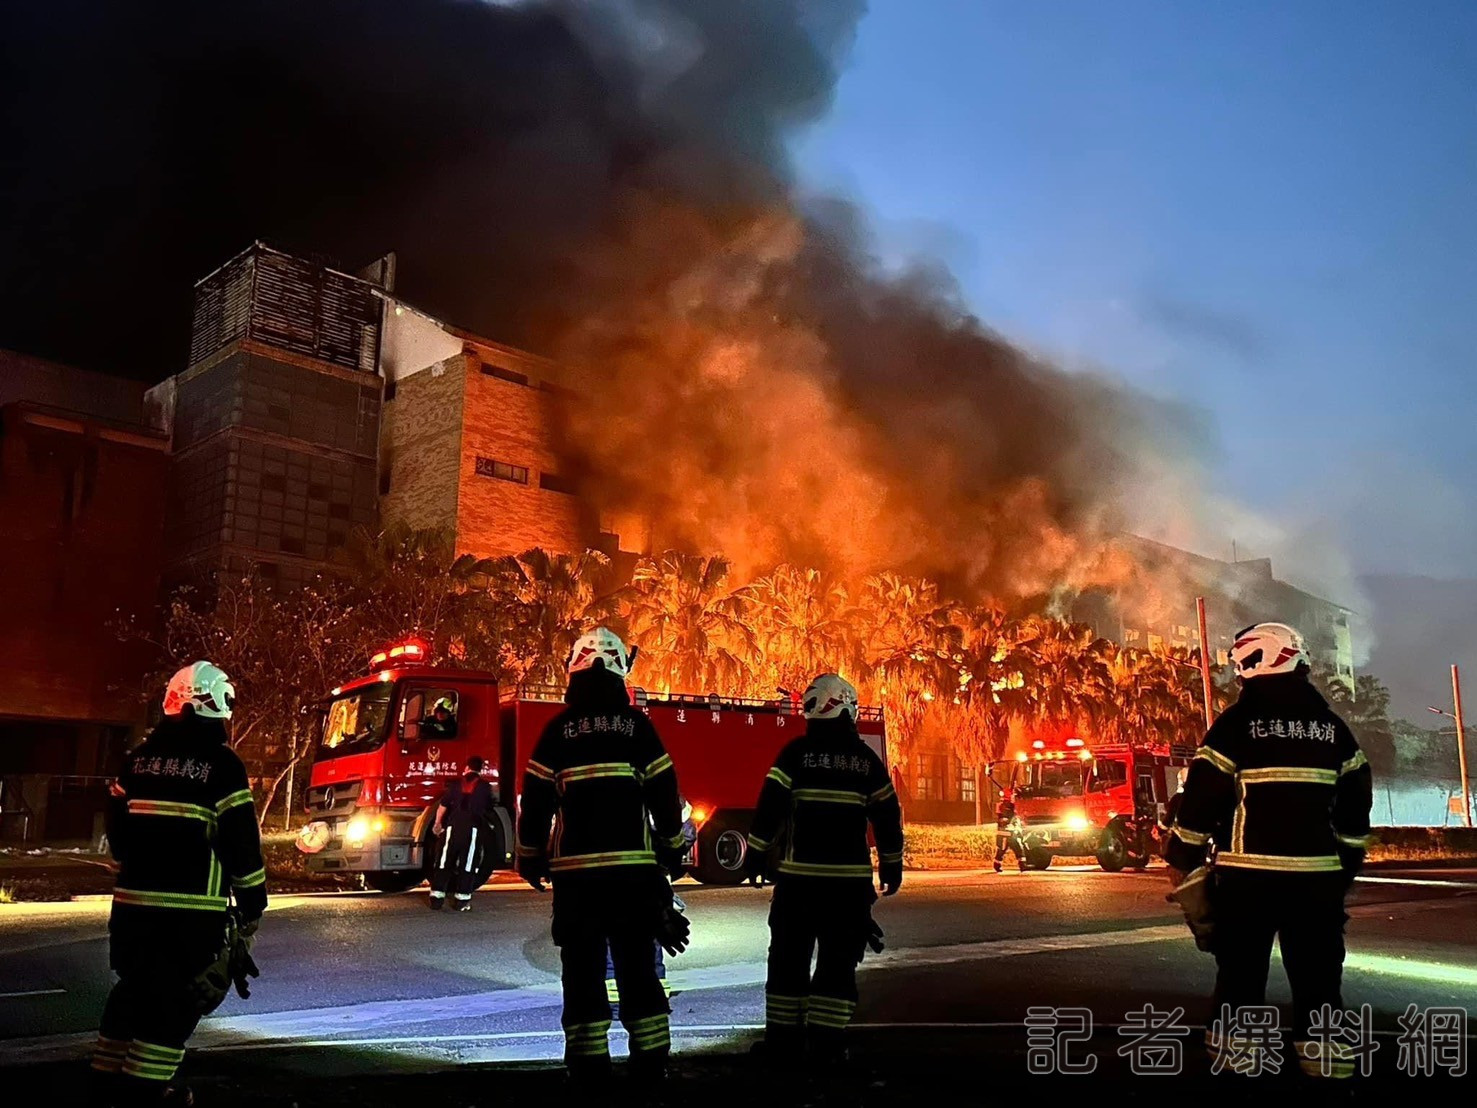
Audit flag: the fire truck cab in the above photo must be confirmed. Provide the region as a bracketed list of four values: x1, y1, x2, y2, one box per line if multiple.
[989, 735, 1194, 871]
[297, 643, 888, 891]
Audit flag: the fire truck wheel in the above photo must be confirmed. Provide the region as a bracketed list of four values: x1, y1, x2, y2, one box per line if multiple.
[694, 816, 749, 885]
[364, 870, 424, 894]
[1023, 847, 1053, 870]
[1096, 827, 1129, 873]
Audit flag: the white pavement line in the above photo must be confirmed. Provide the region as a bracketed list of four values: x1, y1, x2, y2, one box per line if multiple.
[0, 922, 1189, 1066]
[1356, 875, 1477, 889]
[0, 989, 65, 1000]
[203, 1025, 767, 1054]
[862, 924, 1188, 969]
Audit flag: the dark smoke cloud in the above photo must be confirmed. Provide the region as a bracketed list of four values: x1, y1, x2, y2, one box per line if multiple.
[0, 0, 1202, 598]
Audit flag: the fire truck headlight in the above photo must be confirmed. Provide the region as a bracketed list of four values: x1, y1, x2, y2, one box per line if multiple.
[1065, 813, 1090, 832]
[345, 816, 370, 845]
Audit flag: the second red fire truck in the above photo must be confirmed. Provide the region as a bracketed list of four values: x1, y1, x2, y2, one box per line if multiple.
[296, 642, 888, 890]
[990, 733, 1194, 871]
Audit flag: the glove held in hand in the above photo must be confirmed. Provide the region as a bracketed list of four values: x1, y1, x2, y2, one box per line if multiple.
[1165, 865, 1216, 953]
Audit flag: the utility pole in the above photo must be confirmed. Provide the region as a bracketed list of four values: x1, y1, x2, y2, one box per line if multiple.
[1453, 665, 1472, 829]
[1196, 597, 1215, 730]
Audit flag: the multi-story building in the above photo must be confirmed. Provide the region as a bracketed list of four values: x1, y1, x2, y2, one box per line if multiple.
[1073, 535, 1356, 682]
[146, 243, 384, 586]
[0, 350, 168, 841]
[376, 300, 593, 557]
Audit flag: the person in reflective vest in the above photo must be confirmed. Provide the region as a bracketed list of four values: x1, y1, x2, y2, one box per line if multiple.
[1165, 623, 1373, 1078]
[516, 628, 687, 1084]
[745, 673, 904, 1064]
[94, 662, 267, 1106]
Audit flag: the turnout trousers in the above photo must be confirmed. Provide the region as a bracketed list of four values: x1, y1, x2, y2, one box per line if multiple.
[994, 831, 1024, 869]
[1208, 869, 1351, 1077]
[92, 931, 220, 1100]
[552, 871, 670, 1075]
[429, 819, 483, 903]
[764, 877, 875, 1054]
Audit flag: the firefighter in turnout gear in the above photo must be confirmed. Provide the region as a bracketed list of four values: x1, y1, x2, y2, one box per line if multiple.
[515, 628, 687, 1083]
[428, 756, 495, 911]
[1165, 623, 1373, 1079]
[94, 662, 267, 1105]
[993, 789, 1025, 873]
[745, 673, 904, 1063]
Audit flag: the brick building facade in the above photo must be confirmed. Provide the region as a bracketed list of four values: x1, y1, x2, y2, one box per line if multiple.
[377, 302, 590, 557]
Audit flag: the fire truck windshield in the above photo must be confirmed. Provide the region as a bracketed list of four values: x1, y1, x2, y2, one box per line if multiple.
[1017, 760, 1086, 799]
[316, 684, 394, 761]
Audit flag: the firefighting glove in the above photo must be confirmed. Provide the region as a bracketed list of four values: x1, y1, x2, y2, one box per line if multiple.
[229, 929, 261, 1001]
[189, 940, 235, 1017]
[865, 915, 885, 956]
[878, 859, 903, 897]
[1165, 865, 1215, 953]
[517, 853, 550, 892]
[657, 905, 691, 958]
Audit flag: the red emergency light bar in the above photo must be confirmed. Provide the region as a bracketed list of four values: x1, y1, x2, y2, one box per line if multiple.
[368, 640, 427, 671]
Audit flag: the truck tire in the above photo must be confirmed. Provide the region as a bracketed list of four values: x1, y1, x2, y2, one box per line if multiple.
[473, 822, 506, 889]
[1023, 847, 1053, 871]
[694, 816, 749, 885]
[1096, 827, 1129, 873]
[364, 870, 423, 893]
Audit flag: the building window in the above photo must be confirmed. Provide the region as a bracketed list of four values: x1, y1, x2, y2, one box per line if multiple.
[479, 363, 529, 387]
[915, 753, 946, 801]
[475, 457, 529, 484]
[957, 763, 977, 804]
[539, 471, 577, 495]
[1124, 628, 1141, 643]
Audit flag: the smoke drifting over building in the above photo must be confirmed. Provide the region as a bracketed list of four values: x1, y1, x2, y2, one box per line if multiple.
[3, 0, 1230, 599]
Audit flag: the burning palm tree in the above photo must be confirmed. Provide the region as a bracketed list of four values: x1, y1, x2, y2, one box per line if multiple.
[618, 551, 753, 694]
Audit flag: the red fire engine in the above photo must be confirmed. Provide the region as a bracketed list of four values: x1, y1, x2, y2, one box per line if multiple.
[988, 733, 1194, 871]
[296, 642, 888, 890]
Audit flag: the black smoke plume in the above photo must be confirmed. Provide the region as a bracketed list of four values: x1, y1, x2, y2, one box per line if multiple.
[0, 0, 1202, 597]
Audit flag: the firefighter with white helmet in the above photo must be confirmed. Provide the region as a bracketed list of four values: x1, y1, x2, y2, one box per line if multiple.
[1166, 622, 1372, 1078]
[515, 628, 688, 1084]
[93, 662, 266, 1105]
[745, 673, 904, 1064]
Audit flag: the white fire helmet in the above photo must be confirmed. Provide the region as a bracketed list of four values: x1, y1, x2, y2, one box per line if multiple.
[1229, 622, 1308, 680]
[163, 661, 236, 719]
[567, 627, 634, 680]
[802, 673, 859, 722]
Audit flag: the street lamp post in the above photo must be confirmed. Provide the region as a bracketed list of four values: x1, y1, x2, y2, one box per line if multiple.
[1426, 663, 1472, 829]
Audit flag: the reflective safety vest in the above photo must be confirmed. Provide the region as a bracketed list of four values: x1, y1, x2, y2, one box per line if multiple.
[1167, 675, 1372, 874]
[516, 703, 684, 875]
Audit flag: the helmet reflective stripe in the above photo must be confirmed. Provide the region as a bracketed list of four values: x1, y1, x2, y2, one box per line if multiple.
[802, 673, 859, 721]
[567, 627, 633, 679]
[163, 661, 236, 719]
[1229, 622, 1308, 679]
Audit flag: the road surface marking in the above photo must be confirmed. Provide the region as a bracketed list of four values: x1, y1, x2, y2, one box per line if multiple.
[0, 989, 65, 1000]
[1356, 875, 1477, 889]
[203, 1024, 767, 1053]
[0, 921, 1190, 1065]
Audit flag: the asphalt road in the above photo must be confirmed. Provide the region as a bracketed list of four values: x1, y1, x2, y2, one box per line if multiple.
[2, 864, 1474, 1082]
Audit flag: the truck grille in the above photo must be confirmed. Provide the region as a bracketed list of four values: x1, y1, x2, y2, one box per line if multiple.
[308, 781, 361, 817]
